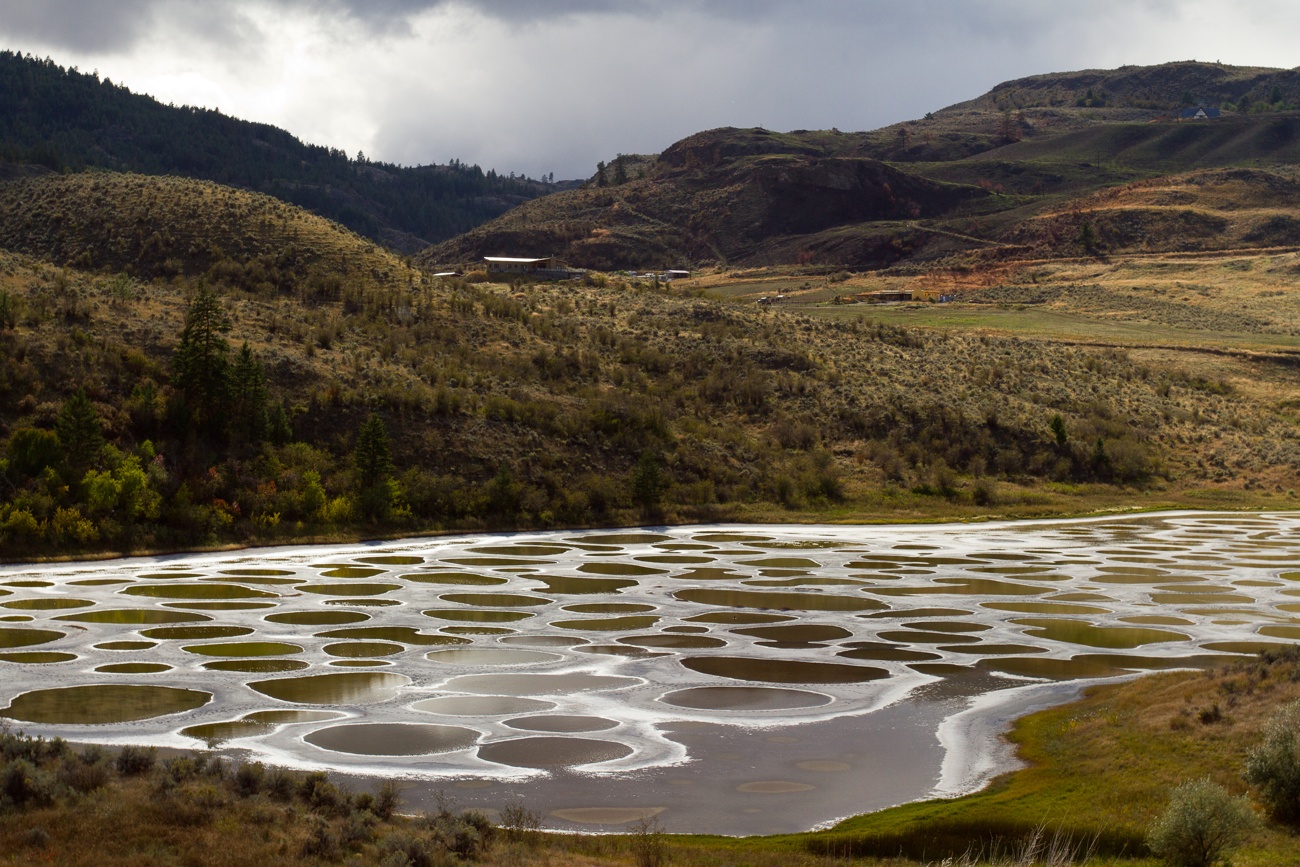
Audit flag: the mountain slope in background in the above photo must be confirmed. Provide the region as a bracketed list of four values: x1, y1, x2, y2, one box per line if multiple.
[424, 61, 1300, 271]
[0, 51, 555, 253]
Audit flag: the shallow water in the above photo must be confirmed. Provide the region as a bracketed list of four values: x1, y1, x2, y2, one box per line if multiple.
[4, 512, 1300, 834]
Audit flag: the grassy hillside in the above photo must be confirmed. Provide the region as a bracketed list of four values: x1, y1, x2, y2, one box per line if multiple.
[2, 172, 1297, 557]
[0, 51, 554, 252]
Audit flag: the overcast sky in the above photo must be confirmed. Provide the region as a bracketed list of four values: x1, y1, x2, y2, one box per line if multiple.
[2, 1, 1298, 180]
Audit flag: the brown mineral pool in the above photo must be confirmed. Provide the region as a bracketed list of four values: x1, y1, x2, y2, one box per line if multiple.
[530, 576, 637, 594]
[324, 641, 404, 658]
[357, 556, 425, 565]
[404, 573, 508, 586]
[203, 659, 309, 673]
[1013, 619, 1187, 649]
[95, 662, 172, 673]
[96, 641, 157, 651]
[57, 609, 207, 624]
[250, 672, 409, 704]
[306, 723, 480, 756]
[733, 625, 853, 644]
[2, 598, 94, 610]
[552, 616, 660, 631]
[686, 612, 794, 625]
[425, 648, 561, 666]
[468, 545, 571, 557]
[573, 533, 674, 544]
[413, 696, 556, 716]
[477, 736, 633, 769]
[299, 583, 403, 596]
[317, 627, 466, 645]
[440, 593, 553, 607]
[221, 569, 296, 577]
[183, 642, 304, 657]
[675, 589, 885, 612]
[441, 673, 639, 696]
[877, 630, 982, 645]
[0, 628, 64, 648]
[182, 710, 341, 744]
[206, 574, 300, 586]
[318, 567, 387, 578]
[1259, 625, 1300, 640]
[619, 634, 727, 650]
[500, 635, 587, 647]
[331, 659, 392, 668]
[443, 557, 554, 567]
[122, 584, 278, 599]
[872, 578, 1048, 597]
[562, 603, 656, 614]
[660, 686, 833, 711]
[3, 684, 211, 724]
[982, 601, 1114, 616]
[837, 645, 941, 663]
[577, 563, 666, 577]
[0, 652, 77, 664]
[166, 601, 276, 611]
[423, 609, 535, 623]
[504, 715, 619, 733]
[681, 657, 887, 684]
[266, 611, 371, 626]
[142, 626, 254, 640]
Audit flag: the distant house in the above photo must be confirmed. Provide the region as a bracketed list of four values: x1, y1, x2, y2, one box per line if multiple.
[858, 290, 913, 304]
[1179, 106, 1222, 121]
[483, 256, 576, 279]
[663, 269, 691, 281]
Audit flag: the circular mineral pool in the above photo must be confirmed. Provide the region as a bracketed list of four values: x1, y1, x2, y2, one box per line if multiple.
[477, 736, 633, 769]
[659, 686, 833, 711]
[3, 684, 210, 724]
[305, 723, 479, 756]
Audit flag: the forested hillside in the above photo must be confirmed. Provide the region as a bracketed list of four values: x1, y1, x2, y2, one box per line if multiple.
[0, 51, 554, 252]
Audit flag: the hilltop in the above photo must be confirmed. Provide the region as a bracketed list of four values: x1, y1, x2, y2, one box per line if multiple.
[423, 61, 1300, 271]
[0, 51, 555, 252]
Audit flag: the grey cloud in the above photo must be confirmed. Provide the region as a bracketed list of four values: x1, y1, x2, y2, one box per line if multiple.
[0, 0, 159, 52]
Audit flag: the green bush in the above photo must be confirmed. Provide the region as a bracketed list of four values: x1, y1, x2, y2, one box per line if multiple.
[1146, 778, 1257, 867]
[115, 744, 156, 776]
[1244, 699, 1300, 824]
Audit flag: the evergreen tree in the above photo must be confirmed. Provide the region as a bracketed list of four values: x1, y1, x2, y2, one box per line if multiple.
[354, 413, 394, 488]
[631, 450, 665, 515]
[228, 342, 268, 445]
[55, 389, 103, 482]
[354, 413, 395, 521]
[172, 284, 231, 439]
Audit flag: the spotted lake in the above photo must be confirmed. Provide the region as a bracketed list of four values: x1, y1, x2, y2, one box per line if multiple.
[2, 512, 1298, 834]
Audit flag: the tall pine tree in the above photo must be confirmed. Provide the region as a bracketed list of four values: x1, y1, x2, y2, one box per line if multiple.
[172, 284, 231, 440]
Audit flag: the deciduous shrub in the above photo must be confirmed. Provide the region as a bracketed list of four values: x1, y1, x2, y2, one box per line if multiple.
[1146, 778, 1257, 867]
[1244, 699, 1300, 824]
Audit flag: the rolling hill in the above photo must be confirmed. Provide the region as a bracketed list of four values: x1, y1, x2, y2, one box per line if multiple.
[1, 170, 1296, 557]
[0, 50, 555, 253]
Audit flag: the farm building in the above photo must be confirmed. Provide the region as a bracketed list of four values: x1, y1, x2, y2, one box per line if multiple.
[483, 256, 575, 279]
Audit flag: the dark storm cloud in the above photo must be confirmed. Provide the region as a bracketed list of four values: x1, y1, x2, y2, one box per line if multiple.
[0, 0, 160, 52]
